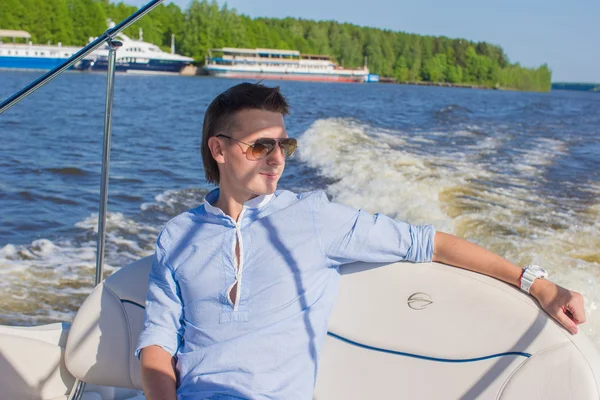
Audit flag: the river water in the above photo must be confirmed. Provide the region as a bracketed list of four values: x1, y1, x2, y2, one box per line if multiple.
[1, 71, 599, 349]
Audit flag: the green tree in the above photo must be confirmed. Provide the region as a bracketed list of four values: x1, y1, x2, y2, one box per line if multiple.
[1, 0, 553, 91]
[66, 0, 107, 45]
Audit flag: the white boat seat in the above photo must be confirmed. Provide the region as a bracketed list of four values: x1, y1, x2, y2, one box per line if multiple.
[63, 255, 600, 399]
[315, 261, 600, 399]
[47, 393, 142, 400]
[65, 256, 153, 391]
[0, 323, 74, 400]
[0, 321, 144, 400]
[47, 394, 103, 400]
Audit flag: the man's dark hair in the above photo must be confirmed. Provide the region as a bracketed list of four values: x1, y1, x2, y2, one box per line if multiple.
[201, 82, 290, 184]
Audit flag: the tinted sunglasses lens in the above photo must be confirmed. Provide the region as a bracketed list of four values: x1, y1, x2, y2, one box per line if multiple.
[251, 139, 275, 159]
[280, 138, 297, 157]
[251, 138, 298, 159]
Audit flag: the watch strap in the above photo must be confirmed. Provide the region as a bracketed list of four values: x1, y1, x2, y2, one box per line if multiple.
[520, 268, 536, 294]
[520, 265, 547, 294]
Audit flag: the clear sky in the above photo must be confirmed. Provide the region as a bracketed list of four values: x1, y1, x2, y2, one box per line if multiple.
[129, 0, 599, 82]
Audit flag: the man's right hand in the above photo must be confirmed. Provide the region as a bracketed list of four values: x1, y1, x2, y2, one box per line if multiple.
[140, 345, 178, 400]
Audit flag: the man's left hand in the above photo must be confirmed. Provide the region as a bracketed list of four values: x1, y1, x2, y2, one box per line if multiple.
[531, 279, 586, 334]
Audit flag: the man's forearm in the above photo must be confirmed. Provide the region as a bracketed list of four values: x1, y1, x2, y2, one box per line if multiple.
[431, 232, 525, 289]
[140, 345, 178, 400]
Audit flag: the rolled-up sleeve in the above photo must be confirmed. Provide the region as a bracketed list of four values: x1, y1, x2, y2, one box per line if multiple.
[135, 230, 183, 359]
[313, 191, 436, 266]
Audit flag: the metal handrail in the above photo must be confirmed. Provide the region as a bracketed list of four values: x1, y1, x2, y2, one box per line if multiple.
[1, 1, 166, 399]
[0, 0, 164, 114]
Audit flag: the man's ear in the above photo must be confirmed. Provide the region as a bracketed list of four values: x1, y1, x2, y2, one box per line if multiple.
[208, 136, 225, 164]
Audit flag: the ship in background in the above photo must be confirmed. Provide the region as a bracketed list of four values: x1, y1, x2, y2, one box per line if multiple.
[0, 29, 82, 71]
[0, 24, 193, 75]
[75, 22, 194, 75]
[204, 47, 369, 83]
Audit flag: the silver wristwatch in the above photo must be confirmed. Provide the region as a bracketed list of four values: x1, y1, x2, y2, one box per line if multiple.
[520, 264, 548, 294]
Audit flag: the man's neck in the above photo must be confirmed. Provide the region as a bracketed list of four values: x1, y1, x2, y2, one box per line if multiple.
[214, 187, 257, 222]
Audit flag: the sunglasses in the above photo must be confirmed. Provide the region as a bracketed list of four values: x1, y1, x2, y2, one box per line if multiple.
[216, 134, 298, 160]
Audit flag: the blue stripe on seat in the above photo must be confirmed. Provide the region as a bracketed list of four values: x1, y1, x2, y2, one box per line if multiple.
[326, 331, 531, 362]
[121, 299, 145, 309]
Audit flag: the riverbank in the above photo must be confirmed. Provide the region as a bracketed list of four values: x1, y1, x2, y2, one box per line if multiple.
[552, 82, 600, 92]
[376, 77, 536, 91]
[380, 77, 492, 89]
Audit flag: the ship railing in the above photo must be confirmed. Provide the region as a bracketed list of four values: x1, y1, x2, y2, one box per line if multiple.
[0, 1, 166, 399]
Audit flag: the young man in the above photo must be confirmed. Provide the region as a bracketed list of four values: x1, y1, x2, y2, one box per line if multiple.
[137, 83, 586, 400]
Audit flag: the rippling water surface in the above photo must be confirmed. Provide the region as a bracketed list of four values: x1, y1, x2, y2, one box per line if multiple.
[1, 71, 599, 348]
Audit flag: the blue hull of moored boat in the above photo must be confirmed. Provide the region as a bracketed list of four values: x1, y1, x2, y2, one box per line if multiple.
[0, 56, 72, 71]
[76, 59, 188, 74]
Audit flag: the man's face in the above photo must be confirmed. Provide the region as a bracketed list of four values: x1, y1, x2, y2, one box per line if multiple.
[215, 108, 288, 198]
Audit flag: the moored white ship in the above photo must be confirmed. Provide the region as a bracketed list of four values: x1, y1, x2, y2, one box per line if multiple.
[204, 47, 369, 82]
[75, 25, 194, 75]
[0, 30, 82, 71]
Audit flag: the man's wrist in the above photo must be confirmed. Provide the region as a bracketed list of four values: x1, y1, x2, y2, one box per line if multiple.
[529, 277, 552, 299]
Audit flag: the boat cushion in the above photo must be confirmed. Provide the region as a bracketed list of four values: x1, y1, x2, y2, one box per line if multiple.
[63, 256, 600, 399]
[65, 256, 152, 390]
[0, 332, 74, 399]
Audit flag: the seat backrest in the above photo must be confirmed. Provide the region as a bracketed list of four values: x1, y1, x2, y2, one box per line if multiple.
[65, 256, 153, 390]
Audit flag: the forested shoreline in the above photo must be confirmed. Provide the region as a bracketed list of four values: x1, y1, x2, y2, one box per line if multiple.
[1, 0, 552, 91]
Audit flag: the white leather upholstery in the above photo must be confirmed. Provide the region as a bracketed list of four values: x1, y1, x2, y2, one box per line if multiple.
[0, 322, 143, 400]
[0, 324, 74, 400]
[498, 343, 598, 399]
[47, 394, 103, 400]
[314, 261, 600, 399]
[0, 322, 70, 347]
[62, 256, 600, 399]
[329, 262, 569, 358]
[65, 256, 152, 390]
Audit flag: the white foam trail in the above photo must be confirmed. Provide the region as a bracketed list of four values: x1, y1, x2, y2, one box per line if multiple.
[508, 138, 567, 178]
[141, 187, 208, 218]
[2, 186, 209, 325]
[0, 211, 157, 325]
[299, 118, 600, 348]
[300, 118, 466, 233]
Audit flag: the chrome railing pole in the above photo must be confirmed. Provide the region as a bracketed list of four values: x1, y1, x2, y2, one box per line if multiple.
[66, 379, 86, 400]
[67, 38, 122, 400]
[0, 0, 164, 114]
[95, 39, 121, 286]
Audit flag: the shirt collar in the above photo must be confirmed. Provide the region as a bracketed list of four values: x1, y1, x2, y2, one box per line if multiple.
[203, 188, 274, 216]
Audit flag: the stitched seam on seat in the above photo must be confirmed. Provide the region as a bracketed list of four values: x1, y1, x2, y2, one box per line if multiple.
[495, 342, 571, 400]
[103, 284, 136, 389]
[568, 336, 600, 398]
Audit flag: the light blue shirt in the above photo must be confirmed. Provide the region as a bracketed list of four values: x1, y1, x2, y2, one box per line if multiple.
[136, 189, 435, 400]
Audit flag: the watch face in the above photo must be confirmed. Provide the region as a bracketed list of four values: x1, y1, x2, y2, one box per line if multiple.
[528, 264, 548, 278]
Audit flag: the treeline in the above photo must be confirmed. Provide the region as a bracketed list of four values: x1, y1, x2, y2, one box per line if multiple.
[0, 0, 551, 91]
